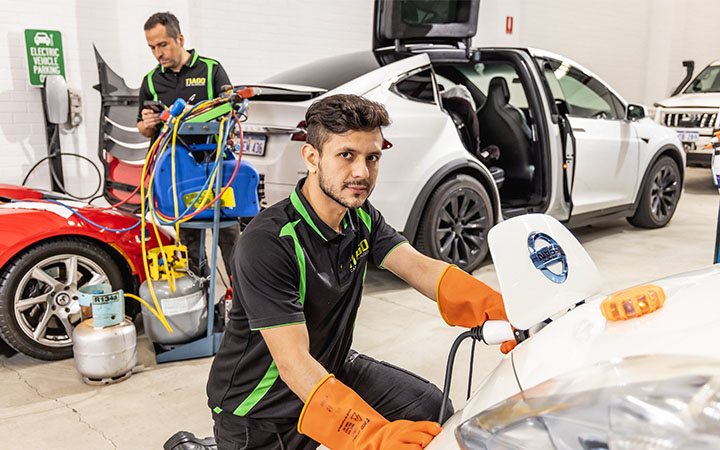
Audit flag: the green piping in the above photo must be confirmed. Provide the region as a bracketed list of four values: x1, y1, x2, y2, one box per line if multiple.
[146, 68, 158, 101]
[290, 190, 327, 242]
[190, 50, 199, 67]
[280, 219, 307, 305]
[232, 362, 279, 416]
[378, 240, 408, 270]
[357, 208, 372, 232]
[213, 406, 223, 414]
[199, 57, 216, 99]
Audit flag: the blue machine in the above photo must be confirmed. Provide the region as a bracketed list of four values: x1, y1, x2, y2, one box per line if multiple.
[152, 142, 260, 220]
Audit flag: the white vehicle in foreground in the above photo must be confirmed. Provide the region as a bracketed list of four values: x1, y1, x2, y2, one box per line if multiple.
[428, 213, 720, 449]
[242, 0, 685, 272]
[165, 213, 720, 450]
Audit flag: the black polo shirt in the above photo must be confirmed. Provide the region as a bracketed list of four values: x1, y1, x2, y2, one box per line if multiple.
[206, 178, 407, 432]
[137, 49, 230, 123]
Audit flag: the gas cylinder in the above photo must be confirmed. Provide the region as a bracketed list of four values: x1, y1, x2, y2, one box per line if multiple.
[72, 318, 137, 385]
[139, 275, 207, 345]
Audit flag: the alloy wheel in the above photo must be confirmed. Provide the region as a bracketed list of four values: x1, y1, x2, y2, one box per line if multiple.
[13, 253, 109, 348]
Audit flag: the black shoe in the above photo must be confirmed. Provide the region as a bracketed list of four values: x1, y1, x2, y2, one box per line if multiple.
[164, 431, 217, 450]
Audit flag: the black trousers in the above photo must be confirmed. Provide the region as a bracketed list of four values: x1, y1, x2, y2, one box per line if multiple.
[213, 351, 453, 450]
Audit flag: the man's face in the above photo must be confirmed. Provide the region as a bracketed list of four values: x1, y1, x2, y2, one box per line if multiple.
[145, 24, 185, 71]
[316, 129, 383, 210]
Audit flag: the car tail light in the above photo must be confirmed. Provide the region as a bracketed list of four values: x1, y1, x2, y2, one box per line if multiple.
[291, 121, 307, 141]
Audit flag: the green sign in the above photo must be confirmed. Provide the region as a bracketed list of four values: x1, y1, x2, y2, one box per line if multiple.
[24, 29, 65, 87]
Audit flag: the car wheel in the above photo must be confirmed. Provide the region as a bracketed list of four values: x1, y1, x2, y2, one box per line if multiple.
[628, 156, 681, 229]
[416, 175, 494, 272]
[0, 238, 124, 360]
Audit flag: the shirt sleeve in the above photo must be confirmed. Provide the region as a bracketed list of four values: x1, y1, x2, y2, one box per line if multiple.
[232, 227, 306, 330]
[137, 75, 151, 123]
[213, 63, 232, 94]
[364, 201, 408, 269]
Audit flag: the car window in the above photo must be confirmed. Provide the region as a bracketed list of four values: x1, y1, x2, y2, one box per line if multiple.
[400, 0, 464, 25]
[458, 62, 529, 109]
[542, 64, 566, 102]
[392, 68, 437, 104]
[685, 65, 720, 93]
[545, 60, 618, 120]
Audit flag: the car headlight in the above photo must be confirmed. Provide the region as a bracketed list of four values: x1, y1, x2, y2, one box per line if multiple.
[647, 107, 658, 120]
[455, 355, 720, 450]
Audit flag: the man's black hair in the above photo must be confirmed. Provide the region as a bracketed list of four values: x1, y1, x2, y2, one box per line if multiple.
[144, 12, 182, 40]
[305, 94, 390, 152]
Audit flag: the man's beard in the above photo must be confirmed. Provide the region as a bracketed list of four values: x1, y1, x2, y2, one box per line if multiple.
[319, 170, 373, 209]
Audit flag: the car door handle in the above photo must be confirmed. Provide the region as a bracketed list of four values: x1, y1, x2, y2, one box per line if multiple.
[572, 128, 586, 133]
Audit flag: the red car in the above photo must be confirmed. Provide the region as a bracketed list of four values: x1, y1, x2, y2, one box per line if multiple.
[0, 184, 172, 360]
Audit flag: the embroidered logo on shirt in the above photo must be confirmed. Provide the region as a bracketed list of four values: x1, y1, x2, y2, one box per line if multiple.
[185, 77, 206, 87]
[349, 239, 369, 272]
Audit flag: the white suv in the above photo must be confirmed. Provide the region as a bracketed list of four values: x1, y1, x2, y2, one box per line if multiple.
[653, 60, 720, 167]
[240, 0, 685, 272]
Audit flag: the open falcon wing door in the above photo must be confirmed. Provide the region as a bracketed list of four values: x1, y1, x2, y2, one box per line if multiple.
[373, 0, 480, 59]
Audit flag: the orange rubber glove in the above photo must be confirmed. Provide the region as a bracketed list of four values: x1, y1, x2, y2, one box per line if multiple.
[298, 375, 441, 450]
[436, 265, 508, 327]
[437, 265, 516, 354]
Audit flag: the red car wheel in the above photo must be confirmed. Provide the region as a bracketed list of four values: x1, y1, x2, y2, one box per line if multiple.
[0, 238, 124, 360]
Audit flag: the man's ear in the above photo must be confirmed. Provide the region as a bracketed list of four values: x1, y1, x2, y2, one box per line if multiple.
[301, 143, 319, 174]
[178, 33, 185, 47]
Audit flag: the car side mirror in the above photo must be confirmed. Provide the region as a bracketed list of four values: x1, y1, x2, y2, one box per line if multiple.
[625, 104, 646, 121]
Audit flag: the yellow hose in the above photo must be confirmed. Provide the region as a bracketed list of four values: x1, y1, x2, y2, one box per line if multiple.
[135, 100, 227, 334]
[125, 292, 169, 327]
[139, 133, 173, 334]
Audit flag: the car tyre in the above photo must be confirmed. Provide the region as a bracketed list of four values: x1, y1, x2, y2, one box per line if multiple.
[0, 238, 123, 360]
[416, 175, 494, 272]
[628, 156, 681, 229]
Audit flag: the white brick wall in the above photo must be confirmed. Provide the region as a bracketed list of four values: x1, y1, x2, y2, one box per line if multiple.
[0, 0, 372, 194]
[513, 0, 720, 104]
[0, 0, 717, 195]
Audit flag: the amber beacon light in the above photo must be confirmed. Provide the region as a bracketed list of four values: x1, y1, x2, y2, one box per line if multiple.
[600, 285, 666, 321]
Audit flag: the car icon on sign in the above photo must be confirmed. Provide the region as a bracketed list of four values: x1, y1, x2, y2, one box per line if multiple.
[34, 32, 53, 46]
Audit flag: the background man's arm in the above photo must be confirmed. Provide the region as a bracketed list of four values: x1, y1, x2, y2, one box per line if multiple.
[137, 109, 161, 138]
[136, 75, 160, 138]
[259, 323, 328, 401]
[213, 62, 232, 95]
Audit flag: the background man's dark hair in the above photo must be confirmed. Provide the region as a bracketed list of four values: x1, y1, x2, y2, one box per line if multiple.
[144, 12, 182, 40]
[305, 94, 390, 152]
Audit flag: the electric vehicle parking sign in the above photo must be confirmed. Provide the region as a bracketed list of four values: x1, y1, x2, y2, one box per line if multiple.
[528, 232, 568, 283]
[24, 29, 65, 87]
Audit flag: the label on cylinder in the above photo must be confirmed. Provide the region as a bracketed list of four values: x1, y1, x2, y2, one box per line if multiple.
[160, 290, 205, 315]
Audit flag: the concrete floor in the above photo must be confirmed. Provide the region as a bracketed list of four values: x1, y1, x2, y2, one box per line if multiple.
[0, 166, 717, 450]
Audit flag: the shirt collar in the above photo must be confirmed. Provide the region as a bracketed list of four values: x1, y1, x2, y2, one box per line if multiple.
[160, 49, 197, 73]
[291, 178, 355, 242]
